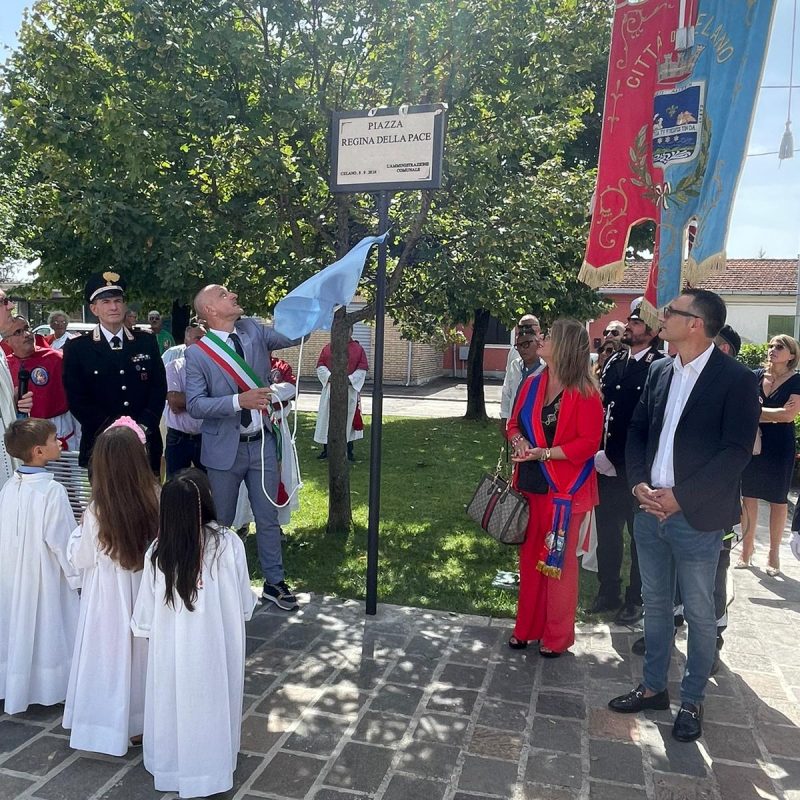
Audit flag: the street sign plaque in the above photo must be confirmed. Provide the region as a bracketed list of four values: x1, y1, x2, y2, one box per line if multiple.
[330, 103, 447, 193]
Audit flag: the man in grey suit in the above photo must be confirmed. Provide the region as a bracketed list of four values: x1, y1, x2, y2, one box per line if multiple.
[185, 284, 299, 610]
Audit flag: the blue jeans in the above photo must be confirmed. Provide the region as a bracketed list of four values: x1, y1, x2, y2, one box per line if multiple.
[165, 428, 204, 479]
[634, 511, 723, 705]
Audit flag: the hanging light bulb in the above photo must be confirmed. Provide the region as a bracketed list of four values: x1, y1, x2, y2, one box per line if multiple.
[779, 120, 795, 161]
[780, 0, 797, 162]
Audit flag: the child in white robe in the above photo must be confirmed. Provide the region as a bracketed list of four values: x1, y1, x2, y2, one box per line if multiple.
[132, 468, 257, 798]
[0, 419, 79, 714]
[63, 419, 160, 755]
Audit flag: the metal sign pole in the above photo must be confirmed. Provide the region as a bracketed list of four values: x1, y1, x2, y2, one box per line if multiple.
[366, 191, 391, 615]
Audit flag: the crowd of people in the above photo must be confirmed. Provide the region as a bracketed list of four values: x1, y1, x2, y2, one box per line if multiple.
[1, 272, 799, 796]
[501, 288, 800, 743]
[0, 272, 324, 797]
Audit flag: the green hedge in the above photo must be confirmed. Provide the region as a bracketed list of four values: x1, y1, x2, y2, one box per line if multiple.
[738, 343, 767, 370]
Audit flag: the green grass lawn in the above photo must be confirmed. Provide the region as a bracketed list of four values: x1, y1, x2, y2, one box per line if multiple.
[245, 413, 613, 619]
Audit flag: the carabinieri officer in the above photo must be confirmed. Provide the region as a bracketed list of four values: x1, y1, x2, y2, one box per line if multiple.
[63, 272, 167, 472]
[591, 297, 665, 624]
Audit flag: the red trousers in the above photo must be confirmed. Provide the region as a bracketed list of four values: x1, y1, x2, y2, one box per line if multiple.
[513, 492, 585, 652]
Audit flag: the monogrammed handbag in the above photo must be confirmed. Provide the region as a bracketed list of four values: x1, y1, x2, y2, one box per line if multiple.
[467, 451, 529, 545]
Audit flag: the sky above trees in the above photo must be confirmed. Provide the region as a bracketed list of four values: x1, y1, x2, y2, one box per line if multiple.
[1, 0, 798, 260]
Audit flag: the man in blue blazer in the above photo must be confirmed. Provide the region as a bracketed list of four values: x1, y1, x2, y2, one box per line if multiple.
[608, 289, 760, 743]
[185, 284, 299, 610]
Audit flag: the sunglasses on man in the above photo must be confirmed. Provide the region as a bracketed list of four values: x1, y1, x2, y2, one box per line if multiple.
[603, 328, 621, 337]
[661, 304, 701, 320]
[515, 341, 536, 350]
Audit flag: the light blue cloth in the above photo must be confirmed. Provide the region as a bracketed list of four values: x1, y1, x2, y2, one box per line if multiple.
[273, 233, 389, 339]
[655, 0, 776, 308]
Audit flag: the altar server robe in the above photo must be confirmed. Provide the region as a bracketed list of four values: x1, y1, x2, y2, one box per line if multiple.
[0, 351, 17, 487]
[313, 340, 367, 445]
[0, 472, 79, 713]
[63, 505, 148, 755]
[132, 525, 257, 799]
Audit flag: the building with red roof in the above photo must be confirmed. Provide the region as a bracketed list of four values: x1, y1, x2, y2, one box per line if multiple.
[591, 258, 798, 347]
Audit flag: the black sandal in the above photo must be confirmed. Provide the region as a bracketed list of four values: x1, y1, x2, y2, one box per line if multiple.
[508, 635, 528, 650]
[539, 647, 562, 658]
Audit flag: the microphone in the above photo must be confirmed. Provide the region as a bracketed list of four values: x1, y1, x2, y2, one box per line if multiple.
[16, 367, 30, 419]
[18, 367, 30, 399]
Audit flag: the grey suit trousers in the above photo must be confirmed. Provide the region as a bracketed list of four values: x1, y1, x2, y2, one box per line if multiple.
[207, 433, 283, 584]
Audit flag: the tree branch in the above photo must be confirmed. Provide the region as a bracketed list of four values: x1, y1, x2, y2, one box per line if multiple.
[343, 190, 433, 325]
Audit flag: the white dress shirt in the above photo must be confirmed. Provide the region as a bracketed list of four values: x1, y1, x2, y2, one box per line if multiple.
[650, 344, 715, 489]
[209, 327, 261, 435]
[50, 332, 76, 350]
[99, 325, 125, 347]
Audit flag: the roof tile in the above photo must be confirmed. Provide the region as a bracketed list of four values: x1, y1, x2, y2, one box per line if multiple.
[598, 259, 798, 295]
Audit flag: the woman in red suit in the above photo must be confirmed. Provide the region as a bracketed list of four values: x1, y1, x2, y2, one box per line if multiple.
[506, 319, 603, 657]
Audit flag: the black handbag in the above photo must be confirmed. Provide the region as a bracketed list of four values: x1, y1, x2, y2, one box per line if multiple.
[466, 449, 529, 545]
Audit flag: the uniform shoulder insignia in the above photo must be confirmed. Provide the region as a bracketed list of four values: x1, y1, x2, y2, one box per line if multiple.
[645, 352, 655, 363]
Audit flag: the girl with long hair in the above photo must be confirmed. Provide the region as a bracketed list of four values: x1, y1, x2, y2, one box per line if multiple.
[63, 421, 159, 755]
[132, 469, 257, 799]
[506, 319, 604, 656]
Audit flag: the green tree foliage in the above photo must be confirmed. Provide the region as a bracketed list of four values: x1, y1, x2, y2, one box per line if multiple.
[1, 0, 613, 523]
[739, 343, 767, 370]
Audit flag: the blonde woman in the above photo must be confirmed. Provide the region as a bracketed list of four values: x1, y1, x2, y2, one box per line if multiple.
[507, 319, 603, 656]
[738, 334, 800, 575]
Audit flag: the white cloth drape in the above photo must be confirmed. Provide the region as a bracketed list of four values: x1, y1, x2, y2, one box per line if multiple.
[313, 366, 366, 444]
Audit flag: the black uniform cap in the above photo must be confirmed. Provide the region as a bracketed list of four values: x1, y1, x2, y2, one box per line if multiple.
[85, 271, 127, 304]
[718, 324, 741, 356]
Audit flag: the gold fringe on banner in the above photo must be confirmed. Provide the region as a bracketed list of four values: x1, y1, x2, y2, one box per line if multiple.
[578, 258, 628, 289]
[684, 250, 727, 288]
[638, 297, 662, 331]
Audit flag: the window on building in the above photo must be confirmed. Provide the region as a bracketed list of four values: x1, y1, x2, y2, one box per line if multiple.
[768, 315, 794, 338]
[484, 315, 513, 346]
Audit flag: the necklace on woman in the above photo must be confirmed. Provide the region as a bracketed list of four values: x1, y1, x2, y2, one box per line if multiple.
[764, 367, 791, 395]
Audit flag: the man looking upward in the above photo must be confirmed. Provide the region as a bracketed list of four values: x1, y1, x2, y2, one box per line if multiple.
[608, 289, 759, 744]
[63, 272, 166, 471]
[185, 285, 300, 611]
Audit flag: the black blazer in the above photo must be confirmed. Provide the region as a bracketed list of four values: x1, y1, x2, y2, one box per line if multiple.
[63, 327, 167, 470]
[625, 346, 760, 531]
[601, 344, 664, 475]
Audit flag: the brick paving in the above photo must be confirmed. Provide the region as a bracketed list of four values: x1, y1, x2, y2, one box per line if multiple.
[2, 518, 800, 799]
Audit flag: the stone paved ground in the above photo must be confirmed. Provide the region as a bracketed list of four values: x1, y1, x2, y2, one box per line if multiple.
[2, 513, 799, 800]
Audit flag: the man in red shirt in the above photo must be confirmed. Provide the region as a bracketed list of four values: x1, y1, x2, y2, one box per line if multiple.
[4, 316, 80, 450]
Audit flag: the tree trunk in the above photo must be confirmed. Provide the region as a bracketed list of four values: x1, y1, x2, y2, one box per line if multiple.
[171, 301, 190, 343]
[464, 307, 490, 421]
[326, 308, 353, 533]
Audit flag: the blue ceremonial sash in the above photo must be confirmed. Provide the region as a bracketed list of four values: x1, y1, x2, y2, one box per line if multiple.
[517, 374, 593, 579]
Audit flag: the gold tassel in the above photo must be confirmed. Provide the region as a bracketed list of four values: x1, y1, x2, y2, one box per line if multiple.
[578, 259, 628, 289]
[638, 298, 661, 330]
[684, 250, 727, 287]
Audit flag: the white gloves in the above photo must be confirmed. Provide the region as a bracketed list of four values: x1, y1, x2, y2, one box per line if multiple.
[790, 531, 800, 561]
[594, 450, 618, 477]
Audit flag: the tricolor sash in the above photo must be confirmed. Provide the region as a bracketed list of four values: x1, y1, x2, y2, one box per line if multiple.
[195, 330, 278, 448]
[518, 374, 593, 579]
